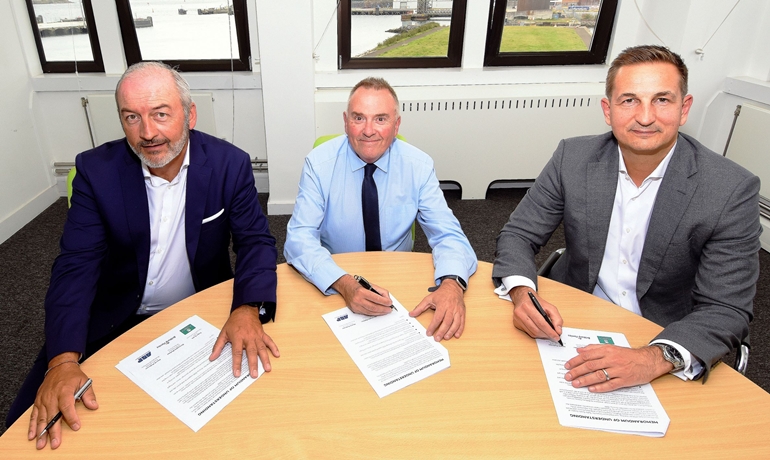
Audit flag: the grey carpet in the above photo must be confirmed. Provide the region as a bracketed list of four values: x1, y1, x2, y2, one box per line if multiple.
[1, 189, 767, 436]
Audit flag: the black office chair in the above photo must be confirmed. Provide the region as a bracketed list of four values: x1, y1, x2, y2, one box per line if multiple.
[537, 248, 751, 375]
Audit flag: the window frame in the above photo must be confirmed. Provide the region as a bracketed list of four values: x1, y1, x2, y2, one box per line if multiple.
[24, 0, 105, 73]
[484, 0, 618, 67]
[338, 0, 468, 70]
[114, 0, 252, 72]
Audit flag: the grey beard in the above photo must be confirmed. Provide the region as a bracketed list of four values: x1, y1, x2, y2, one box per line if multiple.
[130, 129, 189, 169]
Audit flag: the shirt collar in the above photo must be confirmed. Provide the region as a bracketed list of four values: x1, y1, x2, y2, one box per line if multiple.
[347, 137, 392, 174]
[617, 142, 676, 183]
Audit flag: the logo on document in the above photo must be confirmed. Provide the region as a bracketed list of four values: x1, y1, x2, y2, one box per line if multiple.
[136, 351, 152, 363]
[336, 314, 349, 322]
[597, 336, 614, 345]
[180, 324, 196, 335]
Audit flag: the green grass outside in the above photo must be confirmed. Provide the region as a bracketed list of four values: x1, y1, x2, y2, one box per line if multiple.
[499, 26, 588, 52]
[373, 25, 586, 58]
[379, 27, 450, 57]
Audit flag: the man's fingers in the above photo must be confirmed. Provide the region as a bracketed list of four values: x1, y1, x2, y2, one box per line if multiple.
[245, 343, 260, 377]
[47, 420, 63, 450]
[209, 331, 229, 361]
[28, 406, 38, 441]
[445, 310, 464, 339]
[453, 312, 466, 338]
[262, 332, 280, 358]
[425, 306, 446, 338]
[410, 297, 432, 317]
[230, 339, 244, 377]
[81, 386, 99, 410]
[257, 345, 272, 373]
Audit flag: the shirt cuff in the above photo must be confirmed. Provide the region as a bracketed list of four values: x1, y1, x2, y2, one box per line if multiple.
[494, 275, 537, 300]
[245, 301, 276, 324]
[649, 339, 704, 381]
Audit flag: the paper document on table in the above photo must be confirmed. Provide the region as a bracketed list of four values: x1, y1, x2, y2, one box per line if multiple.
[116, 315, 262, 432]
[537, 327, 670, 437]
[322, 296, 450, 398]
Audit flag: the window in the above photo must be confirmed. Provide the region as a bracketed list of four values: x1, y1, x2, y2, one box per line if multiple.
[338, 0, 468, 69]
[484, 0, 618, 66]
[115, 0, 252, 71]
[24, 0, 104, 73]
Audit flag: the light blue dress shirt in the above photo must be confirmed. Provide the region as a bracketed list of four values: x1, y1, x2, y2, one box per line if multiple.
[284, 135, 477, 294]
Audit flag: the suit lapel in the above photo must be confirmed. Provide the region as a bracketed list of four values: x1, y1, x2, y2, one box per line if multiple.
[586, 143, 619, 289]
[119, 143, 151, 286]
[637, 137, 698, 298]
[185, 132, 211, 270]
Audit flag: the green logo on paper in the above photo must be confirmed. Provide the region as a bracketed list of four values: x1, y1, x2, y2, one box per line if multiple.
[597, 336, 614, 344]
[180, 324, 196, 335]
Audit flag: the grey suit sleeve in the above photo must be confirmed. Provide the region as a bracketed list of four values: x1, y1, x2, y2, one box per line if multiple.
[654, 173, 761, 377]
[493, 140, 568, 287]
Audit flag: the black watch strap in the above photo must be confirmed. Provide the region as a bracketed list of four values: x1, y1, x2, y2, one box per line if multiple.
[436, 275, 467, 292]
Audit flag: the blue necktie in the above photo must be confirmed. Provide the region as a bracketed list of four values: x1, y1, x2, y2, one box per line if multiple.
[362, 163, 382, 251]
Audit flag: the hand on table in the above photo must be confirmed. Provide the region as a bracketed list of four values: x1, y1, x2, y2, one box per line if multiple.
[564, 344, 674, 392]
[29, 352, 97, 450]
[410, 278, 466, 342]
[332, 274, 393, 316]
[210, 305, 280, 378]
[509, 286, 563, 343]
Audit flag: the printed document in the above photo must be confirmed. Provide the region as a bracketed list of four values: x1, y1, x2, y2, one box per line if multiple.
[537, 327, 670, 437]
[322, 296, 450, 398]
[116, 315, 262, 432]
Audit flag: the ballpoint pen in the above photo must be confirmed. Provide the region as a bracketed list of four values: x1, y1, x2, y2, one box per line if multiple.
[38, 378, 93, 439]
[528, 291, 563, 346]
[353, 275, 395, 310]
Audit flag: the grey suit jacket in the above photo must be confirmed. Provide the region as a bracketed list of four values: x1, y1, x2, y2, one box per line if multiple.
[493, 132, 761, 377]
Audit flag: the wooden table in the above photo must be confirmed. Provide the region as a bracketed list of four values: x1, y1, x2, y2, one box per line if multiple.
[2, 252, 769, 458]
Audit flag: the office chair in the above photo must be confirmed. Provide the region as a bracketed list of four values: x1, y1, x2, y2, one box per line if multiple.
[312, 134, 415, 246]
[66, 166, 77, 208]
[537, 248, 751, 375]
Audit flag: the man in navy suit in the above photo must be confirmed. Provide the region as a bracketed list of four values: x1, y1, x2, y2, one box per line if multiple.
[7, 62, 279, 449]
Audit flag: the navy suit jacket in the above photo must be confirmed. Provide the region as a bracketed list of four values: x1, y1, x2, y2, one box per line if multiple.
[44, 130, 277, 361]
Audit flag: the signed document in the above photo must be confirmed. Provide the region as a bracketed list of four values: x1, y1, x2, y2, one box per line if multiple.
[116, 315, 262, 432]
[322, 295, 450, 398]
[537, 327, 670, 437]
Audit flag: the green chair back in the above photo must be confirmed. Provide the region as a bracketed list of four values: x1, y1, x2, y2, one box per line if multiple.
[66, 167, 77, 208]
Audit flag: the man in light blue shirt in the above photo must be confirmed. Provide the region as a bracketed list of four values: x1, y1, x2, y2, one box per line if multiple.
[285, 77, 477, 342]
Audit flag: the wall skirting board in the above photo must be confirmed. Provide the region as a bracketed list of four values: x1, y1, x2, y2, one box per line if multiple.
[0, 185, 60, 245]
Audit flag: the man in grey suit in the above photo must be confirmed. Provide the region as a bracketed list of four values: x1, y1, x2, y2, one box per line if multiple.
[493, 45, 761, 392]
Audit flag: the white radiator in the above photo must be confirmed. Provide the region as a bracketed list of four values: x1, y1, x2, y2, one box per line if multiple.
[316, 87, 609, 199]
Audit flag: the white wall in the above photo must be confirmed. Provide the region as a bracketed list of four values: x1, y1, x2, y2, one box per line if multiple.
[0, 0, 59, 244]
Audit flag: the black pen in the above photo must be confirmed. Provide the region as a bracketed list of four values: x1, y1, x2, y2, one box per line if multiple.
[528, 292, 563, 346]
[38, 378, 92, 439]
[353, 275, 394, 310]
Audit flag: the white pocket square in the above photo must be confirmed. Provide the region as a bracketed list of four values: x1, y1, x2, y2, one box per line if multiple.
[202, 208, 224, 224]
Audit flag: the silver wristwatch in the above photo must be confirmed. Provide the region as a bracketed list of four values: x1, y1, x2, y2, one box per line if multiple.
[652, 343, 685, 372]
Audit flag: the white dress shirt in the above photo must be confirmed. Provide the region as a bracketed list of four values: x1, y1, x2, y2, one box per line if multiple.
[497, 144, 702, 379]
[136, 144, 196, 314]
